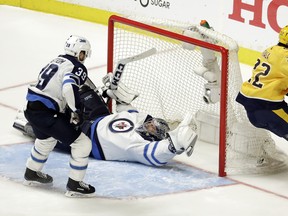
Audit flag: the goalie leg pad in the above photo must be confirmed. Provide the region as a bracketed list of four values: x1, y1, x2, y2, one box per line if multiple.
[203, 82, 220, 104]
[182, 28, 201, 50]
[200, 47, 221, 85]
[193, 67, 217, 82]
[200, 47, 216, 62]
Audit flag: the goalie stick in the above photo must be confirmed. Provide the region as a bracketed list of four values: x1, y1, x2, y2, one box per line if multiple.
[110, 48, 157, 90]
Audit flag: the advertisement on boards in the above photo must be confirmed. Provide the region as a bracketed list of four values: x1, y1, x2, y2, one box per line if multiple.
[33, 0, 288, 52]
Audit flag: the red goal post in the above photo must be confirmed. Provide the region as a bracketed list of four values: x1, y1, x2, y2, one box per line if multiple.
[107, 15, 288, 176]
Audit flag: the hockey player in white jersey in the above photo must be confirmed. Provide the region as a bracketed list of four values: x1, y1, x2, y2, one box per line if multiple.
[15, 81, 198, 167]
[87, 104, 197, 166]
[22, 35, 95, 197]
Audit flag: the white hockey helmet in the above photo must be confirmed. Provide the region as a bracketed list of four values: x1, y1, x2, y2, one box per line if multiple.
[64, 35, 91, 63]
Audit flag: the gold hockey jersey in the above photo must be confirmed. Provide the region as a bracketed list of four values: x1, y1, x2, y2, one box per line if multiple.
[240, 45, 288, 102]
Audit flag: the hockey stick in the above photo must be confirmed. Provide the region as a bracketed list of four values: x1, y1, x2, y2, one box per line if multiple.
[85, 77, 97, 90]
[110, 48, 157, 90]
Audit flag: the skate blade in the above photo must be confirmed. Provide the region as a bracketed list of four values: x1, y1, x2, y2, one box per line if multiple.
[65, 190, 96, 198]
[186, 134, 198, 157]
[23, 180, 53, 187]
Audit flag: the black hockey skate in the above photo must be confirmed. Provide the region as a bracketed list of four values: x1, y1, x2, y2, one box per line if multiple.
[23, 168, 53, 186]
[65, 178, 96, 198]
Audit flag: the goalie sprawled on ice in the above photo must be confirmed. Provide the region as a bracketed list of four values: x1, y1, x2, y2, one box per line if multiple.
[14, 69, 198, 167]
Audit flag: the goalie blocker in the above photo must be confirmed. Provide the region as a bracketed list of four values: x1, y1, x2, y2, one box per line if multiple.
[102, 48, 157, 106]
[103, 80, 139, 105]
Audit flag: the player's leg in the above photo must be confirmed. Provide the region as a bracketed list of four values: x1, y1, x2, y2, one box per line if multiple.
[23, 107, 59, 186]
[43, 113, 95, 197]
[247, 108, 288, 140]
[24, 136, 56, 186]
[24, 109, 95, 196]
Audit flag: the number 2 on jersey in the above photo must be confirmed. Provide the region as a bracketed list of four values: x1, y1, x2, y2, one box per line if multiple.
[248, 58, 271, 88]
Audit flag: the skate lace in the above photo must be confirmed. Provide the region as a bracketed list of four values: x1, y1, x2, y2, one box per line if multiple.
[79, 181, 90, 189]
[36, 171, 48, 179]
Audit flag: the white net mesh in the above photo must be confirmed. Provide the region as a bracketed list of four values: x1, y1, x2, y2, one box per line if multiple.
[108, 15, 288, 175]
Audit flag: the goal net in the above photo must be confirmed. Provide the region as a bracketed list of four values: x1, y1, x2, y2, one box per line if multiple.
[107, 15, 288, 176]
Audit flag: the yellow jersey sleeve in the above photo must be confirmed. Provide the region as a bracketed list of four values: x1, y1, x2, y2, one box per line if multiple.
[240, 45, 288, 102]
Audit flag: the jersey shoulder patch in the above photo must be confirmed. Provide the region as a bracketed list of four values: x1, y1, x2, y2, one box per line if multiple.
[109, 118, 134, 133]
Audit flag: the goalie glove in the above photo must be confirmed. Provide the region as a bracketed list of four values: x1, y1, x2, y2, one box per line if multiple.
[103, 81, 139, 105]
[102, 72, 113, 87]
[167, 113, 198, 157]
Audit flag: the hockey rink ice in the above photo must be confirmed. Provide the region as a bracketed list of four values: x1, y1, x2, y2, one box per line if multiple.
[1, 5, 288, 216]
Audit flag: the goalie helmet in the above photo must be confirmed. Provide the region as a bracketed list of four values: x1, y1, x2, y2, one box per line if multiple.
[64, 35, 91, 63]
[136, 116, 170, 141]
[279, 25, 288, 45]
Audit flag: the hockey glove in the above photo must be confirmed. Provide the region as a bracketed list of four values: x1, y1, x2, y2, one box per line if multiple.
[167, 113, 198, 157]
[102, 81, 139, 105]
[70, 110, 83, 126]
[102, 72, 113, 87]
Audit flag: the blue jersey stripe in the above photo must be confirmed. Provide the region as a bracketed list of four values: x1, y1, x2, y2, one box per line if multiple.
[143, 144, 157, 166]
[26, 91, 59, 111]
[151, 142, 167, 165]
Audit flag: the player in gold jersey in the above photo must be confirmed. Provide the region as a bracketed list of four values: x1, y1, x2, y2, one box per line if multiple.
[236, 25, 288, 140]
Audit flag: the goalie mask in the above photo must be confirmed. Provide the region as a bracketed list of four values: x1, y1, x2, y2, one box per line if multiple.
[136, 116, 170, 141]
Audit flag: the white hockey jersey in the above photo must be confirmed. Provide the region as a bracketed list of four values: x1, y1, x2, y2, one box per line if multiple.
[90, 110, 176, 166]
[26, 55, 88, 112]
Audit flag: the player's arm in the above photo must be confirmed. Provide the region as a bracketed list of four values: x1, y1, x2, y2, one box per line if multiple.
[62, 65, 87, 124]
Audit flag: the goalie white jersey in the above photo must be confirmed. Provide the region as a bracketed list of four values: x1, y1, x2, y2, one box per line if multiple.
[90, 110, 175, 166]
[26, 54, 88, 112]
